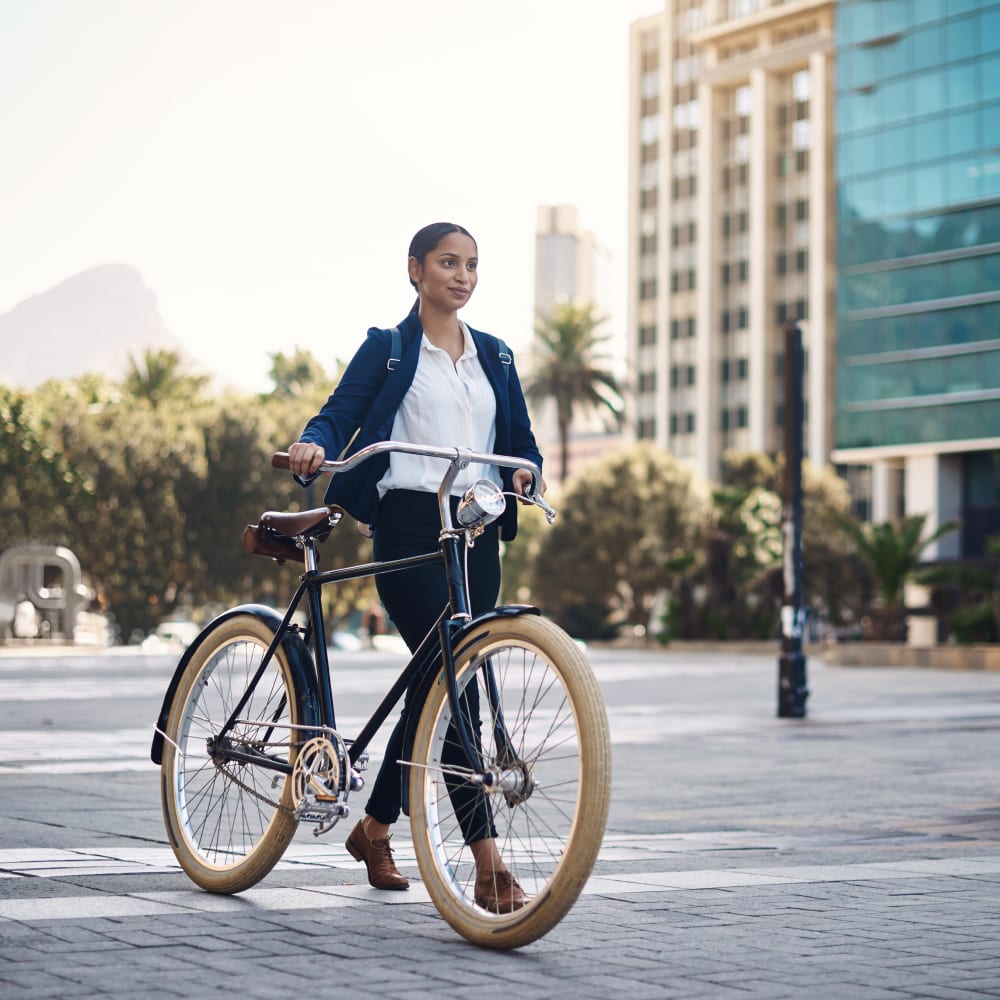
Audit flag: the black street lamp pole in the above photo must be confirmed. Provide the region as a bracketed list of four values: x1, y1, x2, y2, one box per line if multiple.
[778, 321, 809, 718]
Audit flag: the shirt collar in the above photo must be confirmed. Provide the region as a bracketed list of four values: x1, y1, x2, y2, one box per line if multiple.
[420, 321, 478, 361]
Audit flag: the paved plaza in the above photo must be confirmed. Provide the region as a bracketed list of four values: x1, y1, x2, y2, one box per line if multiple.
[0, 643, 998, 998]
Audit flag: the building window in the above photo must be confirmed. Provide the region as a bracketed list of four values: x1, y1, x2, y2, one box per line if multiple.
[721, 310, 731, 333]
[721, 263, 731, 285]
[640, 115, 661, 145]
[795, 249, 808, 272]
[735, 84, 751, 116]
[738, 259, 748, 282]
[686, 412, 696, 434]
[776, 252, 788, 275]
[686, 365, 696, 386]
[737, 307, 748, 329]
[721, 359, 731, 381]
[737, 357, 748, 379]
[795, 199, 808, 222]
[670, 319, 680, 340]
[670, 366, 680, 388]
[639, 418, 656, 439]
[792, 68, 810, 103]
[721, 408, 731, 431]
[736, 406, 748, 429]
[686, 317, 696, 338]
[669, 414, 678, 435]
[639, 324, 657, 346]
[639, 371, 657, 393]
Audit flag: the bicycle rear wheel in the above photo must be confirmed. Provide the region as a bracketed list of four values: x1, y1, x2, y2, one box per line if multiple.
[409, 614, 611, 949]
[160, 614, 306, 893]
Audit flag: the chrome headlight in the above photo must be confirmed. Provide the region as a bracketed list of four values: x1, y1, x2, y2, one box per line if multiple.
[456, 478, 506, 528]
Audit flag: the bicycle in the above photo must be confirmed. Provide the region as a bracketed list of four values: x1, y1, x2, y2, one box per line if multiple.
[151, 440, 611, 949]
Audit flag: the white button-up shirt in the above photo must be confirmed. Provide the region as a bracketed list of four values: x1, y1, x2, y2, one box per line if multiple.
[377, 322, 500, 499]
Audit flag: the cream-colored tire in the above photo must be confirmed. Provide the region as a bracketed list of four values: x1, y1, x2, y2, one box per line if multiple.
[409, 614, 611, 949]
[161, 615, 304, 893]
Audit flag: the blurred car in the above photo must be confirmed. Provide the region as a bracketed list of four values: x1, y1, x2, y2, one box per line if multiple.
[141, 620, 200, 653]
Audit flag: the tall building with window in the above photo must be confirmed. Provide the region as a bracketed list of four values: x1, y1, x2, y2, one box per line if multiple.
[832, 0, 1000, 561]
[628, 0, 836, 483]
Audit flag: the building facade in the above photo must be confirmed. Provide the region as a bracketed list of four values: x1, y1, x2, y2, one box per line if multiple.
[832, 0, 1000, 561]
[628, 0, 836, 483]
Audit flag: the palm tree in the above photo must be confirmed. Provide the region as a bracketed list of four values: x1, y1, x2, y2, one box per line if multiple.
[839, 513, 960, 640]
[523, 301, 622, 481]
[124, 349, 208, 409]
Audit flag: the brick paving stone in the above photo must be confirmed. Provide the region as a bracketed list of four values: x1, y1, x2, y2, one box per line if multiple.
[3, 648, 1000, 996]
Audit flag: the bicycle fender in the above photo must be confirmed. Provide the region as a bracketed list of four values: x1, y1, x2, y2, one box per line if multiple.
[452, 603, 541, 642]
[397, 603, 542, 798]
[150, 603, 320, 765]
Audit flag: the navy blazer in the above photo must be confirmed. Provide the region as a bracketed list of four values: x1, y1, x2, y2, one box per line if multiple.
[298, 312, 542, 541]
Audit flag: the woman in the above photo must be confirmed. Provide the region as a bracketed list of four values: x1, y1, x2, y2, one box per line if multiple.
[288, 222, 544, 913]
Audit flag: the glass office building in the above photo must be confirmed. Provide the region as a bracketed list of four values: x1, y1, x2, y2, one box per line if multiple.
[834, 0, 1000, 558]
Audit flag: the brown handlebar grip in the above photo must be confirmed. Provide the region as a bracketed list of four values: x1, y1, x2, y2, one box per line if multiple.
[272, 452, 291, 470]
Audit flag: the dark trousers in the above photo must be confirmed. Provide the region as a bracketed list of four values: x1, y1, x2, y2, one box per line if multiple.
[364, 489, 500, 842]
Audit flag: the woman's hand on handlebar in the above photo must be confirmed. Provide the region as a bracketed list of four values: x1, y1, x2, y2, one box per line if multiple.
[512, 468, 546, 504]
[288, 441, 326, 478]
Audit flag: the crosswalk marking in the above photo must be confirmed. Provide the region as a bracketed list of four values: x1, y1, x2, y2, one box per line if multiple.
[2, 854, 999, 923]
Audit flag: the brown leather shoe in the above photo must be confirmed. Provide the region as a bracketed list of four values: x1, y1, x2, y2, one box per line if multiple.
[345, 820, 409, 890]
[474, 870, 528, 913]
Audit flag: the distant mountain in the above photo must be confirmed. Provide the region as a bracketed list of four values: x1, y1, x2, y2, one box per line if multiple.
[0, 264, 189, 388]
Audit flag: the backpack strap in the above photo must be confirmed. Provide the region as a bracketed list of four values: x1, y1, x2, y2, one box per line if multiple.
[387, 325, 512, 382]
[497, 339, 512, 383]
[387, 326, 401, 371]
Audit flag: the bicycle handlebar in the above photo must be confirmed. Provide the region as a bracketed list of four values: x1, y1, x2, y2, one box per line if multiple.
[272, 440, 555, 524]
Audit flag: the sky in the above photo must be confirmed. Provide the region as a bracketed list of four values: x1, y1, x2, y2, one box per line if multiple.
[0, 0, 663, 392]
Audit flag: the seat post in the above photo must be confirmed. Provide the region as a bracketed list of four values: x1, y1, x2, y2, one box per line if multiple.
[303, 539, 320, 574]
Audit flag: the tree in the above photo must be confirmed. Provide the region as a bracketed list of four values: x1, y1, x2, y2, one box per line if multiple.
[266, 348, 331, 400]
[722, 452, 860, 633]
[688, 484, 785, 640]
[522, 301, 622, 481]
[124, 349, 209, 410]
[531, 444, 704, 637]
[838, 513, 960, 640]
[31, 380, 205, 640]
[0, 387, 87, 549]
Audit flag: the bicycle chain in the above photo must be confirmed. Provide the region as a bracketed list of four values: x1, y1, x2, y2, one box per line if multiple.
[213, 749, 297, 817]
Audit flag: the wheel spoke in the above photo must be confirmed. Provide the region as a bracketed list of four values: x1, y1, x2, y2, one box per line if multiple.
[409, 615, 610, 948]
[161, 616, 302, 892]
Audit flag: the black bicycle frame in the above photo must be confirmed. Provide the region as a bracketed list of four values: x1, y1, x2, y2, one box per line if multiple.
[215, 531, 493, 778]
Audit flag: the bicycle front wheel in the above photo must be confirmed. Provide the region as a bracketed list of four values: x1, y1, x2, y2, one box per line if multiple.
[409, 614, 611, 949]
[160, 614, 306, 893]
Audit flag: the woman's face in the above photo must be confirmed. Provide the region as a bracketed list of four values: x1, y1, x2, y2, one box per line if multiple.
[409, 232, 478, 313]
